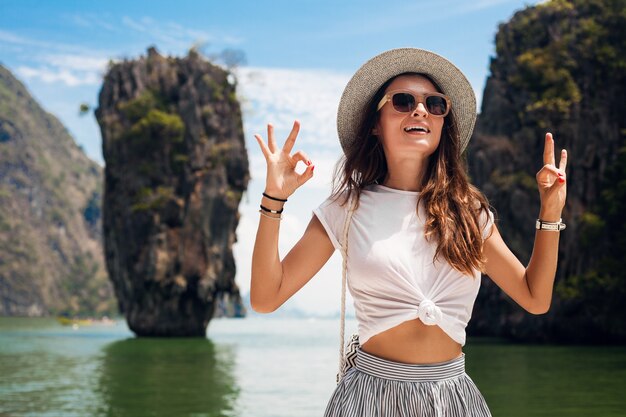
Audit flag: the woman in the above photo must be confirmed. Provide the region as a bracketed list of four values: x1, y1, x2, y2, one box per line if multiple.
[251, 48, 567, 416]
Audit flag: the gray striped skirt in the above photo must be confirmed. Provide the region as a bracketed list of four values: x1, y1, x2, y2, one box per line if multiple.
[324, 348, 492, 417]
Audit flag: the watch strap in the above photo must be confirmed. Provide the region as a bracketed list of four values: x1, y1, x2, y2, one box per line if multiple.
[536, 218, 566, 231]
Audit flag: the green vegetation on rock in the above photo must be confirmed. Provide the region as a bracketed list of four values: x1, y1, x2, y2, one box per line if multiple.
[130, 186, 175, 212]
[558, 144, 626, 340]
[117, 90, 185, 149]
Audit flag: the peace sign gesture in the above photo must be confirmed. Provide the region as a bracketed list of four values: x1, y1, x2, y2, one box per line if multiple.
[254, 120, 315, 200]
[536, 132, 567, 218]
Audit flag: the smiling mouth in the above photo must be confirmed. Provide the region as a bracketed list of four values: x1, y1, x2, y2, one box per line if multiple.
[404, 126, 430, 133]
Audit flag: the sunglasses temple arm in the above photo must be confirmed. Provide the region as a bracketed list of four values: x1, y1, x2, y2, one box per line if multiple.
[376, 94, 389, 111]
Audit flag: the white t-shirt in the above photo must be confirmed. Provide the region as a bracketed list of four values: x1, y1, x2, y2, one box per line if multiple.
[312, 183, 495, 346]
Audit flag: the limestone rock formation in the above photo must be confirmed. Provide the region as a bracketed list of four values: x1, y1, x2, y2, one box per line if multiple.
[0, 64, 115, 317]
[95, 46, 248, 336]
[466, 0, 626, 343]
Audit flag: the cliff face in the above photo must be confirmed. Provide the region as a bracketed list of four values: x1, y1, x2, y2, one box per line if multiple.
[95, 47, 249, 336]
[0, 64, 115, 317]
[467, 0, 626, 342]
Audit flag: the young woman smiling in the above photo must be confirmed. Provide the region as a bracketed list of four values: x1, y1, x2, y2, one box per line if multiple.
[251, 48, 567, 416]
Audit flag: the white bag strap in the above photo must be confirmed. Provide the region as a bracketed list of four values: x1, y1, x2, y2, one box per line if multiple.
[338, 192, 358, 377]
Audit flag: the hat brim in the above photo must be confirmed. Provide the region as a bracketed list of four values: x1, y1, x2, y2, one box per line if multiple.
[337, 48, 477, 155]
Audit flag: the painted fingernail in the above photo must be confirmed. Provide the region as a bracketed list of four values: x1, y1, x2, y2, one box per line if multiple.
[306, 160, 311, 165]
[312, 165, 315, 171]
[559, 178, 565, 183]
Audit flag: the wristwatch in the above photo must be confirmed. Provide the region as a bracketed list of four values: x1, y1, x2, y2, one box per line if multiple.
[536, 218, 566, 231]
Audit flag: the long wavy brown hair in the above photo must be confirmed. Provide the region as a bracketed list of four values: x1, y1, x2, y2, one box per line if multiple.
[329, 72, 495, 277]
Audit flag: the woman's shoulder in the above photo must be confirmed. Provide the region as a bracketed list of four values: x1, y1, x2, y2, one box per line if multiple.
[315, 187, 351, 213]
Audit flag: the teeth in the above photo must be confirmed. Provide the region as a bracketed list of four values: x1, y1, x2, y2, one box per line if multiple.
[404, 126, 428, 132]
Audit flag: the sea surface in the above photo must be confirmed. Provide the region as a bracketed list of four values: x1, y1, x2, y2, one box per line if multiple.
[0, 316, 625, 417]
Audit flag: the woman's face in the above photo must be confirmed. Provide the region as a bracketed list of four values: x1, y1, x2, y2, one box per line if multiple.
[372, 74, 445, 158]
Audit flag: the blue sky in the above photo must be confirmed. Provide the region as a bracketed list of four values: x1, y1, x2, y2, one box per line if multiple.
[0, 0, 542, 315]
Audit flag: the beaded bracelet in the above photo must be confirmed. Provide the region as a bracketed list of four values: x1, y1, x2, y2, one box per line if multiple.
[259, 209, 282, 220]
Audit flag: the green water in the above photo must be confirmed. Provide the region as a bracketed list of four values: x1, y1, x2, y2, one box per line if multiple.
[0, 317, 624, 416]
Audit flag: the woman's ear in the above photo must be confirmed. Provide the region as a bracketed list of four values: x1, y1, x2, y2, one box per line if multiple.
[372, 121, 380, 136]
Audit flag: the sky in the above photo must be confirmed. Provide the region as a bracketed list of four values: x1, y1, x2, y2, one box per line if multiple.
[0, 0, 543, 316]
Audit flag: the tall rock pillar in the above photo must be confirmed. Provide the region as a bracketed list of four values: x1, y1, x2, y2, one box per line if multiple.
[95, 47, 249, 336]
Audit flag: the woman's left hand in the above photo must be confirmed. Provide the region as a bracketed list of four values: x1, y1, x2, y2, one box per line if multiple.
[535, 132, 567, 219]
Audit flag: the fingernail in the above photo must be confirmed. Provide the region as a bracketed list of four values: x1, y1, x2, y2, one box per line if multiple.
[312, 165, 315, 171]
[559, 178, 565, 183]
[306, 160, 311, 166]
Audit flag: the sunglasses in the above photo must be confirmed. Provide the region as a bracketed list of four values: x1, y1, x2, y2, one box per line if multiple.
[376, 90, 451, 117]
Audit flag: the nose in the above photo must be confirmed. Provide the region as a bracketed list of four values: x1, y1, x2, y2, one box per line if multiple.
[411, 101, 429, 117]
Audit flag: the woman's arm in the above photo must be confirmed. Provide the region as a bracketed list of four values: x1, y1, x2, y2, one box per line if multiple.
[524, 206, 563, 313]
[250, 194, 287, 313]
[250, 197, 336, 313]
[483, 132, 567, 314]
[249, 120, 324, 313]
[482, 211, 561, 315]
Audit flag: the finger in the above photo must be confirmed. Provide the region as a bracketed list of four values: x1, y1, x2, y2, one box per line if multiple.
[291, 150, 312, 166]
[559, 149, 567, 172]
[536, 164, 565, 182]
[267, 123, 277, 153]
[543, 132, 555, 166]
[296, 161, 315, 184]
[282, 120, 301, 154]
[254, 134, 271, 159]
[553, 172, 566, 188]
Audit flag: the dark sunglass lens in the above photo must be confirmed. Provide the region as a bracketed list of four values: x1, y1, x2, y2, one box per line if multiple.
[426, 96, 447, 115]
[392, 93, 415, 113]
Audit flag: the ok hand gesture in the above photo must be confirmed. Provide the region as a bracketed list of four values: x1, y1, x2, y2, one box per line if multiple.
[536, 132, 567, 219]
[254, 120, 315, 200]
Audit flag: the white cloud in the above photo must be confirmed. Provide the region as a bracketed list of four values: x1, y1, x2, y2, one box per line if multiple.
[120, 15, 242, 52]
[237, 66, 349, 149]
[121, 16, 148, 32]
[0, 29, 105, 54]
[39, 54, 109, 73]
[15, 65, 101, 87]
[0, 29, 53, 49]
[0, 29, 113, 87]
[63, 13, 119, 32]
[14, 52, 110, 87]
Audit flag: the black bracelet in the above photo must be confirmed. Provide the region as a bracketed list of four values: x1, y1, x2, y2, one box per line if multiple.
[260, 204, 284, 214]
[263, 192, 288, 202]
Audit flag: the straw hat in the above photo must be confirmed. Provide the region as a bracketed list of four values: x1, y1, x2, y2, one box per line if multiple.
[337, 47, 477, 155]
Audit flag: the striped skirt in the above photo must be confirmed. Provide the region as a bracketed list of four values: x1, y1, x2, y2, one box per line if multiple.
[324, 348, 492, 417]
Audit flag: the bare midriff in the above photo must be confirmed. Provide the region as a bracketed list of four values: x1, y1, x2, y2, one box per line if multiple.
[360, 317, 463, 364]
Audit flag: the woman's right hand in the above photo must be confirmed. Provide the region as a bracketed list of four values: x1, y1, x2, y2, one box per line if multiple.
[254, 120, 314, 199]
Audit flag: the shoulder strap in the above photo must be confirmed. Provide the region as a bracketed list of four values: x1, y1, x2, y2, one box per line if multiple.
[338, 191, 358, 377]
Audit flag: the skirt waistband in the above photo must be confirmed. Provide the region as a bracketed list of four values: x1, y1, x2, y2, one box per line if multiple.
[355, 348, 466, 382]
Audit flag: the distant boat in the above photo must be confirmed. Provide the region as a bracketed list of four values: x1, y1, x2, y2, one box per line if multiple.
[56, 317, 93, 326]
[56, 316, 116, 327]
